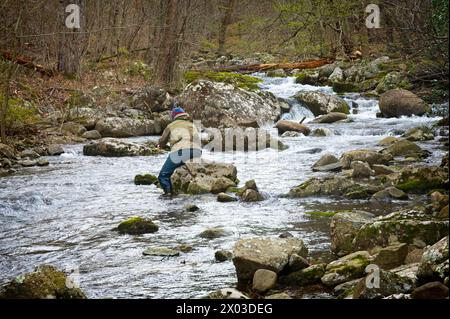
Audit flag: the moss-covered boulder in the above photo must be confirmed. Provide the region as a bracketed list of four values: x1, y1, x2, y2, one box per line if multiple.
[183, 71, 262, 91]
[381, 139, 428, 158]
[134, 173, 158, 185]
[171, 160, 238, 195]
[353, 209, 449, 251]
[371, 243, 409, 270]
[279, 263, 326, 287]
[340, 149, 393, 169]
[332, 81, 361, 93]
[330, 211, 375, 256]
[417, 236, 449, 283]
[293, 91, 350, 116]
[352, 269, 415, 299]
[321, 251, 373, 286]
[83, 138, 162, 157]
[0, 265, 86, 299]
[117, 217, 159, 235]
[393, 165, 448, 193]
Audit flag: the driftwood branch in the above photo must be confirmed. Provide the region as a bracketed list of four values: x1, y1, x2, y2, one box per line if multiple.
[210, 58, 334, 73]
[0, 50, 54, 77]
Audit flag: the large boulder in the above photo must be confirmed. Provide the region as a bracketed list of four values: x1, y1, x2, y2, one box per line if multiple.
[83, 138, 161, 157]
[393, 165, 448, 193]
[95, 117, 160, 137]
[177, 80, 281, 128]
[232, 237, 308, 281]
[330, 211, 375, 256]
[340, 149, 393, 169]
[275, 120, 311, 136]
[379, 89, 430, 118]
[171, 160, 238, 194]
[294, 91, 349, 116]
[381, 139, 427, 158]
[353, 209, 449, 251]
[0, 265, 86, 299]
[417, 236, 449, 283]
[116, 217, 159, 235]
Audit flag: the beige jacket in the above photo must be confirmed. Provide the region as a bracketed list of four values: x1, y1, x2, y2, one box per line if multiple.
[158, 117, 201, 152]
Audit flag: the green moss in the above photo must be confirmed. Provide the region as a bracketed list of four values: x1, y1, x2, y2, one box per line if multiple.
[117, 217, 159, 235]
[344, 189, 369, 199]
[332, 82, 361, 93]
[396, 179, 445, 192]
[183, 71, 262, 91]
[305, 211, 339, 218]
[134, 174, 158, 185]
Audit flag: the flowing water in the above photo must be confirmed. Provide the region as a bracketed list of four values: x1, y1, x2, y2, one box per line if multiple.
[0, 75, 445, 298]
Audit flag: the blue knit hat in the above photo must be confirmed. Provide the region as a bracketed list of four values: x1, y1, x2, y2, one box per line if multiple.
[171, 106, 187, 119]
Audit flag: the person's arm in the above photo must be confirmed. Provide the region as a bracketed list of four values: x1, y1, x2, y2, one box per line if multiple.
[158, 126, 170, 148]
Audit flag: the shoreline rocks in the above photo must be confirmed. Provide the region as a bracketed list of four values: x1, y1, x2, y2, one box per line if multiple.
[83, 138, 162, 157]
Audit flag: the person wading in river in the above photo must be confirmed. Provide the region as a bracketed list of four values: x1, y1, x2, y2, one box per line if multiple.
[157, 106, 202, 198]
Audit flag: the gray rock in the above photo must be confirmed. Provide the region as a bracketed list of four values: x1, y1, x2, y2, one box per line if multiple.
[215, 250, 233, 262]
[199, 227, 228, 239]
[321, 251, 373, 286]
[20, 149, 40, 159]
[82, 130, 102, 140]
[294, 91, 349, 116]
[95, 117, 159, 137]
[83, 138, 161, 157]
[217, 192, 238, 202]
[47, 145, 64, 156]
[370, 187, 408, 202]
[143, 247, 180, 257]
[252, 269, 277, 293]
[379, 89, 430, 118]
[351, 161, 375, 178]
[311, 128, 334, 137]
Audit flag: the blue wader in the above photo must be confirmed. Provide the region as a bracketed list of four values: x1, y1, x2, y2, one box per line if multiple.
[158, 148, 202, 193]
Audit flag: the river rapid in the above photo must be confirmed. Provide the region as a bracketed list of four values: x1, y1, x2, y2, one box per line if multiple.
[0, 74, 445, 298]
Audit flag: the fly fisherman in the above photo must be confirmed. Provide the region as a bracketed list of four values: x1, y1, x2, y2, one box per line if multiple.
[157, 105, 202, 198]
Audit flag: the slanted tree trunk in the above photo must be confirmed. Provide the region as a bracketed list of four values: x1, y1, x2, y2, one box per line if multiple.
[57, 0, 85, 77]
[217, 0, 236, 56]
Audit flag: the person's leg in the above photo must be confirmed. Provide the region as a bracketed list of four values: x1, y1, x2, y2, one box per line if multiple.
[158, 152, 183, 194]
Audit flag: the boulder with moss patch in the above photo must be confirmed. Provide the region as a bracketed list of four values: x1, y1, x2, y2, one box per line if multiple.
[321, 251, 373, 286]
[0, 265, 86, 299]
[279, 263, 327, 287]
[393, 165, 448, 193]
[117, 217, 159, 235]
[134, 173, 158, 185]
[294, 91, 349, 116]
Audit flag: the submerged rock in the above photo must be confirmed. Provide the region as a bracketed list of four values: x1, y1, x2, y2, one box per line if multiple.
[232, 237, 308, 281]
[0, 265, 86, 299]
[217, 192, 238, 202]
[117, 217, 159, 235]
[199, 227, 228, 239]
[294, 91, 349, 116]
[171, 160, 238, 195]
[143, 247, 180, 257]
[134, 173, 158, 185]
[215, 250, 233, 262]
[83, 138, 162, 157]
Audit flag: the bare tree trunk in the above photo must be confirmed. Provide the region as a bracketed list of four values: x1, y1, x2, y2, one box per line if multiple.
[153, 0, 179, 88]
[1, 63, 14, 143]
[217, 0, 236, 56]
[57, 0, 85, 77]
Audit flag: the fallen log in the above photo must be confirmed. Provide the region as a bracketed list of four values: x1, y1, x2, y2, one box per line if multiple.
[212, 58, 334, 73]
[0, 50, 54, 77]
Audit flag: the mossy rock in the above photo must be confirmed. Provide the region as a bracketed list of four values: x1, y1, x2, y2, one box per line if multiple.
[0, 265, 86, 299]
[199, 227, 227, 239]
[321, 251, 373, 286]
[117, 217, 159, 235]
[134, 174, 158, 185]
[279, 263, 326, 286]
[305, 211, 339, 218]
[394, 166, 448, 193]
[332, 82, 361, 93]
[183, 71, 262, 91]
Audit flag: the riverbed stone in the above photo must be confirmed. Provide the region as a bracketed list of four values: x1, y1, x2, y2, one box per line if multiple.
[351, 161, 374, 179]
[117, 217, 159, 235]
[330, 210, 375, 256]
[171, 160, 238, 195]
[411, 282, 449, 299]
[294, 91, 349, 116]
[353, 209, 449, 251]
[143, 247, 180, 257]
[352, 269, 415, 299]
[311, 128, 334, 137]
[275, 120, 311, 136]
[232, 237, 308, 281]
[82, 130, 102, 140]
[381, 139, 427, 158]
[403, 127, 434, 142]
[312, 112, 348, 124]
[279, 263, 326, 287]
[321, 251, 373, 286]
[47, 144, 64, 156]
[83, 138, 161, 157]
[393, 165, 448, 193]
[61, 122, 87, 136]
[252, 269, 277, 293]
[199, 227, 228, 239]
[340, 149, 393, 169]
[215, 250, 233, 262]
[312, 153, 339, 170]
[20, 149, 40, 159]
[371, 243, 409, 270]
[95, 117, 160, 137]
[134, 173, 158, 185]
[37, 159, 50, 167]
[372, 164, 395, 175]
[377, 136, 399, 146]
[370, 187, 408, 202]
[217, 192, 238, 202]
[287, 253, 310, 272]
[417, 236, 449, 282]
[379, 89, 430, 118]
[0, 265, 86, 299]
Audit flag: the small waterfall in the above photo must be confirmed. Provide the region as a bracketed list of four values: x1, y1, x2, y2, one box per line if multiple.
[281, 99, 314, 121]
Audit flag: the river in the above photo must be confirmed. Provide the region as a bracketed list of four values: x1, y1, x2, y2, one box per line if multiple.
[0, 74, 445, 298]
